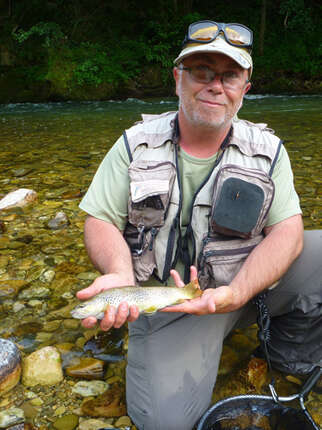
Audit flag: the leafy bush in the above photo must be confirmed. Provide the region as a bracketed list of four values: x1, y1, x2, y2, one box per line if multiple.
[13, 22, 65, 48]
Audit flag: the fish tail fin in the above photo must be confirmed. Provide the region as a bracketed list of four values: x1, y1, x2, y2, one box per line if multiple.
[183, 278, 203, 298]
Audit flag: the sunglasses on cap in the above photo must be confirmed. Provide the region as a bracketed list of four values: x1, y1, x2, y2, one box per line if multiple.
[182, 20, 253, 53]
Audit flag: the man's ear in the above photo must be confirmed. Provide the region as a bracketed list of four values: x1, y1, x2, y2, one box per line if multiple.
[244, 80, 252, 95]
[173, 67, 180, 96]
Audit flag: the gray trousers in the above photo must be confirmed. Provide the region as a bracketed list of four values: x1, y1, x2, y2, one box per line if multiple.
[126, 230, 322, 430]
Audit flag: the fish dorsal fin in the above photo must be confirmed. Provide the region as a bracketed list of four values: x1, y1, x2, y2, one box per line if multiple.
[183, 279, 203, 298]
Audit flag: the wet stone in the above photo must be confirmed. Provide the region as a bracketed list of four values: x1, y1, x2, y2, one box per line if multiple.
[12, 168, 33, 178]
[72, 380, 109, 397]
[0, 407, 24, 428]
[22, 346, 63, 387]
[65, 358, 105, 380]
[47, 211, 70, 230]
[81, 383, 126, 418]
[0, 339, 22, 396]
[78, 418, 114, 430]
[53, 414, 79, 430]
[14, 322, 43, 337]
[0, 189, 37, 211]
[19, 286, 50, 300]
[246, 357, 268, 392]
[0, 280, 28, 299]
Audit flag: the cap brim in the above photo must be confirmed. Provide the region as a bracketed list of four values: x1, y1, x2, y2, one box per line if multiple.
[174, 37, 252, 70]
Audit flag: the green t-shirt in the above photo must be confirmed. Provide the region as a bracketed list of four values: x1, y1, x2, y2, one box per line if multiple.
[80, 135, 301, 228]
[79, 134, 301, 282]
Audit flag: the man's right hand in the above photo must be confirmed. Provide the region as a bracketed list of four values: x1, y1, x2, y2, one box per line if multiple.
[76, 273, 140, 331]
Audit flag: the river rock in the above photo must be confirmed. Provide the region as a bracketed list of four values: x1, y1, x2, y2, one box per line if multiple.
[115, 415, 131, 427]
[0, 189, 37, 211]
[81, 383, 126, 417]
[0, 339, 22, 395]
[78, 418, 114, 430]
[53, 414, 79, 430]
[47, 211, 69, 230]
[22, 346, 63, 387]
[72, 380, 109, 397]
[18, 286, 50, 300]
[0, 407, 24, 428]
[65, 358, 105, 380]
[246, 357, 268, 392]
[0, 280, 28, 299]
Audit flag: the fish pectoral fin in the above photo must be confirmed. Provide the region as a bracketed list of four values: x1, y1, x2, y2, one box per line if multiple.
[143, 306, 158, 314]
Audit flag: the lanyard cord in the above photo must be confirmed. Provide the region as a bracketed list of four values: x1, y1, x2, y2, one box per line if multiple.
[253, 292, 278, 399]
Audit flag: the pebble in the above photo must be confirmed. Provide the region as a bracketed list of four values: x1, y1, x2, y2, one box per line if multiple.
[22, 346, 63, 387]
[115, 416, 132, 427]
[72, 380, 109, 397]
[0, 407, 24, 428]
[12, 302, 25, 313]
[0, 339, 22, 396]
[77, 272, 98, 281]
[78, 418, 114, 430]
[53, 414, 79, 430]
[39, 269, 55, 283]
[0, 189, 37, 210]
[19, 286, 50, 300]
[47, 211, 69, 230]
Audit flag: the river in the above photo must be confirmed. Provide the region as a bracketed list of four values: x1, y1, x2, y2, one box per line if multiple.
[0, 96, 321, 429]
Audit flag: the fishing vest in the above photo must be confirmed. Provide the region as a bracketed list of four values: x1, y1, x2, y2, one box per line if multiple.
[123, 111, 282, 288]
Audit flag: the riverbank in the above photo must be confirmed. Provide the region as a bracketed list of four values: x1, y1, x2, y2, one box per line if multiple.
[0, 66, 321, 104]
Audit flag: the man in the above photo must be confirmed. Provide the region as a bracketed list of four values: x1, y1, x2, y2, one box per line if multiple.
[78, 21, 321, 430]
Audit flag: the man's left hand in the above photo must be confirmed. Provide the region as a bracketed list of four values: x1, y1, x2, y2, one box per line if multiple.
[161, 266, 236, 315]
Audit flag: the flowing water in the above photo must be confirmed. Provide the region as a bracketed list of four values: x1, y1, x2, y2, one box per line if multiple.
[0, 96, 321, 429]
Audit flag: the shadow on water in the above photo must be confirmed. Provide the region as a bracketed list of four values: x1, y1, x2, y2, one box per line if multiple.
[0, 95, 321, 428]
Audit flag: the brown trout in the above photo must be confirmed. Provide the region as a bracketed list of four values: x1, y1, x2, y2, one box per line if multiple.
[71, 279, 202, 319]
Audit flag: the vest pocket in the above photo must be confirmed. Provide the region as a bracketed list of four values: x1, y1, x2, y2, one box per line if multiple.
[210, 165, 274, 239]
[125, 224, 158, 283]
[128, 160, 176, 228]
[125, 160, 176, 283]
[198, 234, 263, 289]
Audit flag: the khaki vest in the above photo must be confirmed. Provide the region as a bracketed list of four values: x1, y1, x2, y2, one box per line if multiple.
[123, 111, 282, 287]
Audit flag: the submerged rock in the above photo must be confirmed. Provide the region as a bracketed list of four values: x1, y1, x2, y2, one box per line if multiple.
[0, 339, 22, 396]
[22, 346, 63, 387]
[52, 414, 79, 430]
[0, 280, 28, 299]
[65, 357, 105, 380]
[78, 418, 115, 430]
[47, 211, 70, 230]
[246, 357, 268, 392]
[0, 189, 37, 211]
[72, 380, 109, 397]
[0, 407, 24, 428]
[81, 383, 126, 418]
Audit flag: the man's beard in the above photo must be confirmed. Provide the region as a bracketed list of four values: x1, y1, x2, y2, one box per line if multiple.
[178, 82, 236, 130]
[179, 98, 231, 130]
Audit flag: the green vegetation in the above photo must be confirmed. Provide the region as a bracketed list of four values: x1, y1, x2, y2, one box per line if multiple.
[0, 0, 320, 102]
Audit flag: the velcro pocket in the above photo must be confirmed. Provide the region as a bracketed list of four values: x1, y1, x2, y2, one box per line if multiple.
[128, 160, 176, 228]
[211, 165, 274, 239]
[198, 235, 263, 289]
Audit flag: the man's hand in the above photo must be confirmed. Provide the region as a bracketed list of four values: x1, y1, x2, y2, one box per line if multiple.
[161, 266, 237, 315]
[76, 273, 140, 331]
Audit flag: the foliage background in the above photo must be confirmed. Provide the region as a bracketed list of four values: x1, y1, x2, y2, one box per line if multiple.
[0, 0, 321, 102]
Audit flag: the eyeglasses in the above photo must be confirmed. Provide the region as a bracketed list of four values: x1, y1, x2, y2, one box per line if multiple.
[178, 64, 248, 90]
[183, 21, 253, 52]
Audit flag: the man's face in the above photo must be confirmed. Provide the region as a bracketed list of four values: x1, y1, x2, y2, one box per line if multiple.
[174, 53, 251, 131]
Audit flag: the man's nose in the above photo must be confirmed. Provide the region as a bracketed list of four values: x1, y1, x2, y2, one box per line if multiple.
[207, 74, 224, 91]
